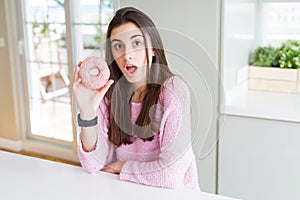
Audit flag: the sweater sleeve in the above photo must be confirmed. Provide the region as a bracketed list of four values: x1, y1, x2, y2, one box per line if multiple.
[119, 77, 198, 189]
[77, 98, 116, 173]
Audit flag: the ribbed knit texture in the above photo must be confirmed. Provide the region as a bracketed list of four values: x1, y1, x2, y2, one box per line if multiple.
[78, 76, 200, 190]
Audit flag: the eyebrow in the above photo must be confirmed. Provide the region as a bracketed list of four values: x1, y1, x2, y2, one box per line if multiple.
[111, 34, 144, 43]
[130, 34, 144, 39]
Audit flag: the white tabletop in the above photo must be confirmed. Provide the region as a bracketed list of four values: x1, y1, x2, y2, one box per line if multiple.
[0, 150, 237, 200]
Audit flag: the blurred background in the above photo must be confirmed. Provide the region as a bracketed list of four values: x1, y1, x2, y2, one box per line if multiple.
[0, 0, 299, 200]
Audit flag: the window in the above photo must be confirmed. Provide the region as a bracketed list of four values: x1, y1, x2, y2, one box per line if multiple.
[261, 2, 300, 47]
[17, 0, 116, 159]
[71, 0, 114, 59]
[23, 0, 71, 142]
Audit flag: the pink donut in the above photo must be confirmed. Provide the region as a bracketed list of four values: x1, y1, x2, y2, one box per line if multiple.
[79, 56, 110, 89]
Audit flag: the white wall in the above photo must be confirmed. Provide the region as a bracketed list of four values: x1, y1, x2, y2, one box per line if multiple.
[119, 0, 221, 193]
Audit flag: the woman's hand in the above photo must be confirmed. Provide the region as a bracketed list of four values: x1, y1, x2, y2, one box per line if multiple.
[72, 62, 114, 119]
[101, 161, 125, 174]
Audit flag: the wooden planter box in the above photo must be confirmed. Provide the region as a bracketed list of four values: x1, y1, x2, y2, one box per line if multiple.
[248, 65, 300, 94]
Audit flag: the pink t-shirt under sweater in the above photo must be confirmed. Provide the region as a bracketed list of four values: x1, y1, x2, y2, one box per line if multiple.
[77, 76, 200, 190]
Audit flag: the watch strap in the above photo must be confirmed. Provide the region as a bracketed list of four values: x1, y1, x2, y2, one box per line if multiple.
[77, 114, 98, 127]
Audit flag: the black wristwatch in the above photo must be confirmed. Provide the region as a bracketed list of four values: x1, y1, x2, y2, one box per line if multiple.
[77, 114, 98, 127]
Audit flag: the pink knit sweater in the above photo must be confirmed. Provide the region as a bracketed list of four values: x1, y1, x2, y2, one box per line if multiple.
[77, 76, 200, 190]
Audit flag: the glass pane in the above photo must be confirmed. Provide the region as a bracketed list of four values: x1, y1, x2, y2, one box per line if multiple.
[24, 0, 48, 23]
[72, 0, 114, 60]
[27, 62, 70, 99]
[73, 0, 100, 23]
[29, 85, 73, 142]
[23, 0, 73, 142]
[25, 23, 36, 62]
[27, 61, 72, 142]
[264, 2, 300, 46]
[25, 0, 65, 23]
[48, 0, 65, 23]
[100, 0, 114, 24]
[27, 23, 67, 63]
[73, 24, 104, 59]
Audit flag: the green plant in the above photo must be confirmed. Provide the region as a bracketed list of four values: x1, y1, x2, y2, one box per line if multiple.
[251, 46, 279, 67]
[278, 40, 300, 69]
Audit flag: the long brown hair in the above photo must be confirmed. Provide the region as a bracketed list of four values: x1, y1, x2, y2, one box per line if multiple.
[105, 7, 173, 147]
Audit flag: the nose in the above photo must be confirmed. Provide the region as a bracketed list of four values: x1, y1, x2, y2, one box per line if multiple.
[123, 47, 133, 60]
[124, 54, 132, 60]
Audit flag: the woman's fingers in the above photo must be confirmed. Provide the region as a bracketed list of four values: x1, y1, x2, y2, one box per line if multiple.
[73, 67, 80, 82]
[93, 80, 113, 107]
[72, 68, 83, 100]
[72, 77, 81, 91]
[98, 79, 114, 93]
[72, 66, 82, 87]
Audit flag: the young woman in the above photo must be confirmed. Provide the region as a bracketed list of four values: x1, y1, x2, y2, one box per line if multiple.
[73, 7, 199, 190]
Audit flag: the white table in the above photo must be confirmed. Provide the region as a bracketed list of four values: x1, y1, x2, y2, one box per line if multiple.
[0, 150, 237, 200]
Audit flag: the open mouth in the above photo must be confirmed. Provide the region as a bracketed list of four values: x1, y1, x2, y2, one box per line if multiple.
[125, 65, 138, 76]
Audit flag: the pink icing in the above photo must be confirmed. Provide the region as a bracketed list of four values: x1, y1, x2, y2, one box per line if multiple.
[79, 56, 110, 89]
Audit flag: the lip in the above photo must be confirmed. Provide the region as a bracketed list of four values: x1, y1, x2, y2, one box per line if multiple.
[124, 64, 138, 77]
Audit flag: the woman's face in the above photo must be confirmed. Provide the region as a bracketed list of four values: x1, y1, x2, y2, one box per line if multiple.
[110, 22, 155, 87]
